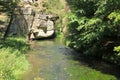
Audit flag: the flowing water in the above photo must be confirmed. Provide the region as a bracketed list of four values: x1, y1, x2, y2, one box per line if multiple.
[23, 39, 120, 80]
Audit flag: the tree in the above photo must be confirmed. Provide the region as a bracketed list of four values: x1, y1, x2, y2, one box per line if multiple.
[66, 0, 120, 64]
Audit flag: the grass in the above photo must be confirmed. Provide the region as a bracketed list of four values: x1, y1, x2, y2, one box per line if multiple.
[0, 37, 30, 53]
[65, 60, 117, 80]
[0, 37, 30, 80]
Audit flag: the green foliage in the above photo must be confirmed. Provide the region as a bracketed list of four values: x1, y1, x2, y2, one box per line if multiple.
[0, 38, 29, 80]
[114, 46, 120, 61]
[66, 0, 120, 64]
[95, 0, 120, 18]
[44, 0, 64, 14]
[114, 46, 120, 56]
[108, 11, 120, 26]
[0, 38, 30, 53]
[0, 0, 19, 13]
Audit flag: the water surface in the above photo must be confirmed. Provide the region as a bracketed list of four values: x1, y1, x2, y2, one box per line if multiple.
[23, 39, 120, 80]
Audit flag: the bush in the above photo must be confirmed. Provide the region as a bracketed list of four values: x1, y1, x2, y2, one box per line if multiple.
[66, 0, 120, 64]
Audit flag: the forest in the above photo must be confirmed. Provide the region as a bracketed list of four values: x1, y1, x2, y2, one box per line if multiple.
[0, 0, 120, 80]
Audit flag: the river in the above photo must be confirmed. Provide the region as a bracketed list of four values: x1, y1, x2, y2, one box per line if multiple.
[22, 39, 120, 80]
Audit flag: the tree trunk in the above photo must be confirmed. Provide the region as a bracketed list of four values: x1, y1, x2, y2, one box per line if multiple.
[3, 14, 13, 40]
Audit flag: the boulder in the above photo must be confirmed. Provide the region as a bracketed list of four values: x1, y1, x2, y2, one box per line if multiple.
[30, 13, 56, 39]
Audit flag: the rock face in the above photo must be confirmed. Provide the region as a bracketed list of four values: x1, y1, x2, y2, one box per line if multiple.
[6, 0, 59, 38]
[21, 0, 33, 3]
[10, 6, 58, 38]
[9, 7, 34, 35]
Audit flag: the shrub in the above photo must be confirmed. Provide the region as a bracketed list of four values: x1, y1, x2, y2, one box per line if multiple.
[66, 0, 120, 64]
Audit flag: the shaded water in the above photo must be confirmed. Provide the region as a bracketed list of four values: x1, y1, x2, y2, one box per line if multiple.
[23, 39, 120, 80]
